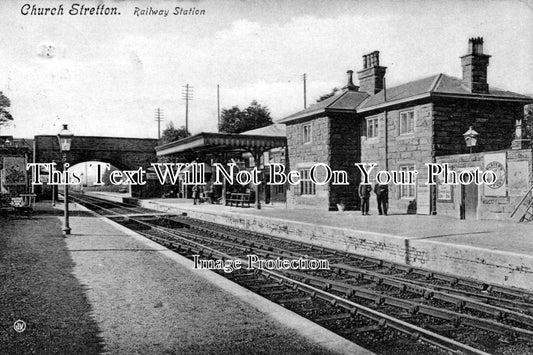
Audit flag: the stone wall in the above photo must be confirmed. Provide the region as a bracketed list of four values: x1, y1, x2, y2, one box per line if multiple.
[34, 135, 158, 198]
[433, 98, 522, 156]
[136, 198, 533, 291]
[435, 148, 533, 220]
[35, 135, 159, 170]
[359, 97, 526, 215]
[284, 96, 527, 214]
[285, 116, 331, 210]
[328, 114, 360, 210]
[361, 102, 434, 214]
[285, 114, 361, 210]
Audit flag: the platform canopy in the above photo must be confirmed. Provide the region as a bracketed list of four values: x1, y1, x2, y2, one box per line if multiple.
[154, 125, 287, 210]
[155, 130, 287, 157]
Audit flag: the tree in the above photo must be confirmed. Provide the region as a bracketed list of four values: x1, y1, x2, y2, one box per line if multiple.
[219, 100, 272, 134]
[525, 104, 533, 140]
[161, 121, 189, 144]
[219, 106, 244, 133]
[0, 91, 14, 128]
[101, 165, 120, 186]
[316, 87, 340, 103]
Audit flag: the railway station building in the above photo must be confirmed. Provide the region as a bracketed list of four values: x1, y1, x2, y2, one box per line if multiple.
[279, 37, 533, 215]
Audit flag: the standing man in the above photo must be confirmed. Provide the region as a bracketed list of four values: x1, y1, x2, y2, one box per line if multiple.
[192, 185, 199, 205]
[374, 182, 389, 215]
[358, 183, 372, 215]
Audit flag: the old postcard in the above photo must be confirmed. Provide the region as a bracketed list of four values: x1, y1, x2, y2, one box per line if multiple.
[1, 1, 532, 354]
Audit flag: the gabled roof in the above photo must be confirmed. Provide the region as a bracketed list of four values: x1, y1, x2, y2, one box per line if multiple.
[0, 136, 33, 149]
[278, 89, 369, 124]
[240, 123, 286, 137]
[358, 74, 533, 112]
[155, 131, 286, 157]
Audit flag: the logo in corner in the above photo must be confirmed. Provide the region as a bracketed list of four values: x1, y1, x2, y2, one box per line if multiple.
[14, 320, 26, 333]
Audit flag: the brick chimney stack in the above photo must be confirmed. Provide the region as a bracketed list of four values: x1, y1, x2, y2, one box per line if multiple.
[460, 37, 491, 94]
[357, 51, 387, 95]
[342, 70, 359, 91]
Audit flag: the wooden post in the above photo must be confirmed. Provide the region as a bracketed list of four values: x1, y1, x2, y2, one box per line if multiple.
[221, 153, 227, 205]
[253, 149, 262, 210]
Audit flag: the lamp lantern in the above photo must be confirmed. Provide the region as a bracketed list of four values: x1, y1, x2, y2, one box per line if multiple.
[58, 124, 73, 152]
[57, 123, 73, 236]
[463, 126, 479, 153]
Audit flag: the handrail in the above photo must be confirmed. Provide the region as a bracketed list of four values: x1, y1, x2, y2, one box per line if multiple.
[510, 185, 533, 218]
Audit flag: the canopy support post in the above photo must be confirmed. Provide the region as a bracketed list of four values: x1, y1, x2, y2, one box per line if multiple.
[250, 148, 266, 210]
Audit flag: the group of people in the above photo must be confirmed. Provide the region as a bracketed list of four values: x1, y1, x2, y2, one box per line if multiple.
[358, 182, 389, 216]
[192, 184, 215, 205]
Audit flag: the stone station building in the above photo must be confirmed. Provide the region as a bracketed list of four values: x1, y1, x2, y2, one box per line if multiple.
[279, 38, 533, 215]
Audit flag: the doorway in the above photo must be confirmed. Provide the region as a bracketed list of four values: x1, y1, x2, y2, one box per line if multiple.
[460, 183, 478, 219]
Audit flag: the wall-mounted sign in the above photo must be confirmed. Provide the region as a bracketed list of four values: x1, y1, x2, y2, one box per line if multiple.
[417, 184, 431, 214]
[437, 184, 453, 202]
[508, 161, 529, 197]
[2, 157, 26, 186]
[146, 172, 159, 180]
[484, 153, 506, 197]
[435, 167, 453, 202]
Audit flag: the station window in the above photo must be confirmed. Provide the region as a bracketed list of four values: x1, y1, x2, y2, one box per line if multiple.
[299, 169, 316, 195]
[366, 117, 379, 138]
[399, 165, 416, 198]
[399, 110, 415, 135]
[303, 124, 312, 144]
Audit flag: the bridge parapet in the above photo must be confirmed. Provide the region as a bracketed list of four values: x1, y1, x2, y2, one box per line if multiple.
[34, 135, 159, 170]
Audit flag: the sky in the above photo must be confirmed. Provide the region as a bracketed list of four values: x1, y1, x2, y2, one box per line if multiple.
[0, 0, 532, 139]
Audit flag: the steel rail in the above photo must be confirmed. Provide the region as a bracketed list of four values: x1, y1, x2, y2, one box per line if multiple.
[138, 219, 533, 340]
[176, 214, 533, 301]
[136, 222, 491, 355]
[173, 218, 533, 328]
[72, 194, 533, 306]
[71, 194, 489, 355]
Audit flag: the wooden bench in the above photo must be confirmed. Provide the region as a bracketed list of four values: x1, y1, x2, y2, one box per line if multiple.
[0, 194, 13, 216]
[225, 192, 251, 208]
[10, 194, 37, 217]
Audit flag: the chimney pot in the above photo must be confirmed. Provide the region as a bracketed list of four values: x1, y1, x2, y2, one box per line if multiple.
[342, 70, 359, 91]
[374, 51, 380, 66]
[468, 37, 485, 55]
[358, 50, 387, 94]
[462, 37, 490, 93]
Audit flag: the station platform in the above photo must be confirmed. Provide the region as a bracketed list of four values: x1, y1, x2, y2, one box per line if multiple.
[47, 200, 370, 354]
[87, 192, 533, 292]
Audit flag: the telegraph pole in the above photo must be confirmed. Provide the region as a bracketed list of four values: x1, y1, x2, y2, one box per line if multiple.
[217, 84, 220, 132]
[154, 108, 164, 139]
[302, 73, 307, 109]
[182, 84, 194, 136]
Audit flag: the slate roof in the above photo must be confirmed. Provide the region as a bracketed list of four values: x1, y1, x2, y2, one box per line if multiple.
[279, 73, 532, 123]
[358, 74, 533, 111]
[240, 123, 286, 137]
[277, 89, 369, 123]
[0, 136, 33, 149]
[155, 132, 287, 157]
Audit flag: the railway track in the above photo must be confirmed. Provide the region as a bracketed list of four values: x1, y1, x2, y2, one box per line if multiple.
[70, 193, 533, 354]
